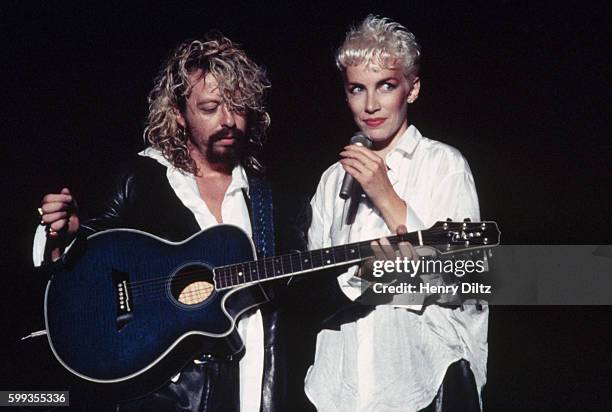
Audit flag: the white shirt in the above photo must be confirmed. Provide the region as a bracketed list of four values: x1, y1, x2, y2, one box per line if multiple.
[33, 148, 264, 412]
[305, 125, 488, 412]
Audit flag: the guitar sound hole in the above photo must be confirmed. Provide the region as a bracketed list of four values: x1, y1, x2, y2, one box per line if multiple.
[170, 264, 215, 306]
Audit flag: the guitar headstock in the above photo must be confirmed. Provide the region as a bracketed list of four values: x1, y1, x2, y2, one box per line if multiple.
[424, 219, 500, 255]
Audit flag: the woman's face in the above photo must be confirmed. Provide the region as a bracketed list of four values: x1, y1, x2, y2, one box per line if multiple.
[344, 63, 419, 150]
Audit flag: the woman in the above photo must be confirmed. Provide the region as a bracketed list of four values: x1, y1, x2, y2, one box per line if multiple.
[306, 15, 487, 412]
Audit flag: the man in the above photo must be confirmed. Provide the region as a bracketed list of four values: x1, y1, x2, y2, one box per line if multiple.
[35, 33, 292, 412]
[305, 16, 486, 411]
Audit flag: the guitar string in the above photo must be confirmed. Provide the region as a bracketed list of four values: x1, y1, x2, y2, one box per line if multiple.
[124, 229, 491, 298]
[129, 247, 489, 303]
[127, 240, 380, 299]
[123, 236, 382, 287]
[131, 283, 216, 304]
[127, 248, 365, 294]
[125, 240, 375, 289]
[126, 233, 407, 293]
[128, 245, 490, 302]
[127, 257, 349, 299]
[126, 233, 489, 300]
[124, 230, 454, 289]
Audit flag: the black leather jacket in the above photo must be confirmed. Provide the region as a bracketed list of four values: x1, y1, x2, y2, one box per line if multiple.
[76, 156, 305, 412]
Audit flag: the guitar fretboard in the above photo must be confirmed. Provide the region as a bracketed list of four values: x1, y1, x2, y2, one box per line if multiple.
[214, 232, 421, 289]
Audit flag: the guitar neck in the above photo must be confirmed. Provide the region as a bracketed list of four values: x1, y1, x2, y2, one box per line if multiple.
[214, 232, 422, 289]
[214, 220, 499, 290]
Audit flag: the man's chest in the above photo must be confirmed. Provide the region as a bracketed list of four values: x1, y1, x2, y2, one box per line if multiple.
[194, 177, 232, 221]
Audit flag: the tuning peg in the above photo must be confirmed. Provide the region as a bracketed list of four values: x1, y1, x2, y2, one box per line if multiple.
[463, 218, 471, 222]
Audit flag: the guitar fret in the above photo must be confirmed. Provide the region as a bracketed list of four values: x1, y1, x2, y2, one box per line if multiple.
[264, 258, 274, 279]
[289, 252, 302, 274]
[245, 262, 257, 282]
[322, 248, 334, 266]
[287, 253, 295, 274]
[237, 263, 247, 285]
[244, 261, 252, 283]
[236, 264, 242, 285]
[347, 244, 359, 261]
[282, 254, 293, 276]
[301, 250, 313, 271]
[216, 267, 225, 288]
[251, 260, 258, 281]
[230, 265, 236, 285]
[333, 245, 347, 264]
[358, 241, 370, 260]
[310, 249, 323, 269]
[298, 251, 305, 272]
[273, 257, 283, 276]
[227, 265, 234, 286]
[223, 266, 229, 287]
[256, 259, 266, 281]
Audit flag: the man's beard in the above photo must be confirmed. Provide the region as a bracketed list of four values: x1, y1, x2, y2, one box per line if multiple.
[205, 127, 246, 165]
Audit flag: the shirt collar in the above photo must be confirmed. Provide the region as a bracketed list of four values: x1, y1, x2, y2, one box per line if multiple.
[389, 124, 421, 157]
[228, 163, 249, 195]
[139, 147, 249, 195]
[385, 124, 422, 171]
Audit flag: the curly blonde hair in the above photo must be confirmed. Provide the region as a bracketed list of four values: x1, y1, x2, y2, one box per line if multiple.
[144, 32, 271, 174]
[336, 15, 421, 84]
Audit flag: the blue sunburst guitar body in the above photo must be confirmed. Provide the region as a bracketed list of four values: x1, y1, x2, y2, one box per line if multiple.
[45, 225, 268, 400]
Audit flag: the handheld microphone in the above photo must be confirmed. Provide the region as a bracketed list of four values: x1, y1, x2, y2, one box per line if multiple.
[339, 132, 373, 199]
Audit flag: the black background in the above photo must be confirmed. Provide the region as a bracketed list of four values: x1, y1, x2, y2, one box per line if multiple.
[2, 1, 610, 410]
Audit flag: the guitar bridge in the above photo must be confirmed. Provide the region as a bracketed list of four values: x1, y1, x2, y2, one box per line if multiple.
[112, 269, 134, 331]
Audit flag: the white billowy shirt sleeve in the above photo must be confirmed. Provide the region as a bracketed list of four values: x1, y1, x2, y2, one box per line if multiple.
[425, 165, 480, 223]
[32, 225, 47, 267]
[307, 168, 368, 301]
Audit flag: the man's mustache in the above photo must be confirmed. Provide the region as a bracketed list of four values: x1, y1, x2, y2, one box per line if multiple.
[209, 127, 246, 144]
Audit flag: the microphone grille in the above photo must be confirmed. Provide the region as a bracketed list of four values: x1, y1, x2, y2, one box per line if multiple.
[350, 132, 373, 148]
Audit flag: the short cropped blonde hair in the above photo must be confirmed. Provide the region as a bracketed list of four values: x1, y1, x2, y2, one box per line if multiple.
[336, 15, 421, 83]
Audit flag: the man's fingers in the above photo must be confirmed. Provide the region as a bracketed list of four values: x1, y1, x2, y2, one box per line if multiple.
[41, 201, 71, 214]
[41, 211, 67, 224]
[42, 193, 73, 204]
[49, 219, 67, 232]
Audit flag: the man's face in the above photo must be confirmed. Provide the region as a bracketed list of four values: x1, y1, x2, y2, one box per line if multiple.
[176, 70, 247, 164]
[344, 63, 419, 149]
